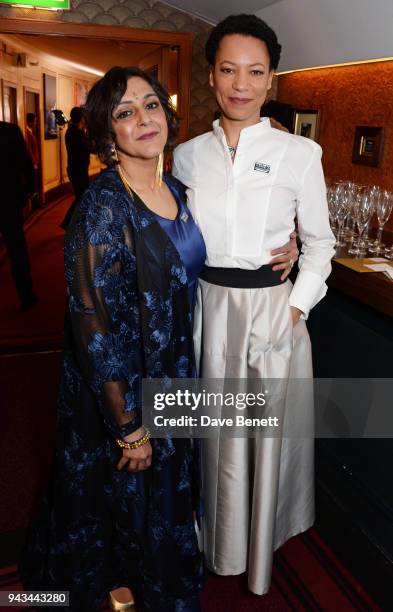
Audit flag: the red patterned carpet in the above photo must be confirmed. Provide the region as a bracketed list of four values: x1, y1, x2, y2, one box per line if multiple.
[0, 199, 381, 611]
[0, 529, 380, 611]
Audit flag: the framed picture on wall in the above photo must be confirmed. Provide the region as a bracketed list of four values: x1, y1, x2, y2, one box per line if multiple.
[74, 80, 90, 107]
[43, 73, 57, 140]
[352, 126, 384, 167]
[293, 109, 320, 142]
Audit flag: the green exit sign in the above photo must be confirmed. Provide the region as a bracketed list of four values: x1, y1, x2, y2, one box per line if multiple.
[0, 0, 69, 8]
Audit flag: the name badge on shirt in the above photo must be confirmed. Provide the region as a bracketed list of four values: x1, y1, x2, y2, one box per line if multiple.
[254, 162, 271, 174]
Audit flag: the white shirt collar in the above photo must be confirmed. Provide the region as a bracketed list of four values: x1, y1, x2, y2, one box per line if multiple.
[212, 117, 271, 143]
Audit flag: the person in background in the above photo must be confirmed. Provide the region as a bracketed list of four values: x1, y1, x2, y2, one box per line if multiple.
[25, 113, 41, 209]
[0, 121, 37, 310]
[262, 99, 294, 133]
[65, 106, 90, 198]
[61, 106, 91, 229]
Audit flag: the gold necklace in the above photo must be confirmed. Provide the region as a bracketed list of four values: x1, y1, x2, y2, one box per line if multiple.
[118, 164, 154, 202]
[117, 163, 163, 202]
[117, 163, 136, 199]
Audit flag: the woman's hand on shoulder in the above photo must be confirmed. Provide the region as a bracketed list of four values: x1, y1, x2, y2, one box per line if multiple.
[270, 231, 299, 281]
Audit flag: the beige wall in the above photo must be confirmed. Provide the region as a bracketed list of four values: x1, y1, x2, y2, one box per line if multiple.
[0, 0, 216, 139]
[0, 36, 100, 193]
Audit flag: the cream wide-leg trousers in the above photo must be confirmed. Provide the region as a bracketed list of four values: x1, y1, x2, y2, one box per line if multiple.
[194, 279, 315, 595]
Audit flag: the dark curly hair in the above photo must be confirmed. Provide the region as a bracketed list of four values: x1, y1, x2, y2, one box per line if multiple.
[85, 66, 179, 166]
[205, 14, 282, 71]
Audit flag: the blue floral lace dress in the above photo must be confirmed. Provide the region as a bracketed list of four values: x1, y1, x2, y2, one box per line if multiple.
[19, 169, 206, 612]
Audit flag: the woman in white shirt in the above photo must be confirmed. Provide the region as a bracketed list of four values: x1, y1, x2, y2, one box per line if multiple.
[173, 14, 335, 597]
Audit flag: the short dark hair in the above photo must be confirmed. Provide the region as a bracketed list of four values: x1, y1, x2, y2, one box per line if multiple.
[205, 14, 282, 71]
[70, 106, 84, 124]
[26, 112, 36, 125]
[85, 66, 179, 166]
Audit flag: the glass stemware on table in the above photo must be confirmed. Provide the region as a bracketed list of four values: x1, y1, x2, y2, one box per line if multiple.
[347, 185, 374, 255]
[327, 184, 338, 235]
[327, 181, 351, 247]
[368, 190, 393, 255]
[350, 188, 374, 257]
[327, 181, 393, 258]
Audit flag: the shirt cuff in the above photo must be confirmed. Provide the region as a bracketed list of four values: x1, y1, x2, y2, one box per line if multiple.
[288, 269, 328, 319]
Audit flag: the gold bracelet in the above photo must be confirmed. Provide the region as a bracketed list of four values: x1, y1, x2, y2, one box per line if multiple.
[116, 428, 151, 450]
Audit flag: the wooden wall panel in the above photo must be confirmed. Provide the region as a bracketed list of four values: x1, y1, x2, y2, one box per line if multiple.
[277, 61, 393, 231]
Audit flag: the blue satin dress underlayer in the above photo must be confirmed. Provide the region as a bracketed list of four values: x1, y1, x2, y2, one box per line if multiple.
[153, 187, 206, 310]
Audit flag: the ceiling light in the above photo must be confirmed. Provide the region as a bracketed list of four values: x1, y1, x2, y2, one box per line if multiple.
[277, 57, 393, 75]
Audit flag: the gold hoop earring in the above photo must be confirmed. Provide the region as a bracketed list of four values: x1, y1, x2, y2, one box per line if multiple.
[112, 146, 119, 163]
[154, 152, 164, 190]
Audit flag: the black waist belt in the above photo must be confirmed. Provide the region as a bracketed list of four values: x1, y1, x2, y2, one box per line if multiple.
[199, 264, 283, 288]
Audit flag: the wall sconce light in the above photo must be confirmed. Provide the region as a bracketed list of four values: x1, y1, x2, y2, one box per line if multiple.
[170, 94, 178, 110]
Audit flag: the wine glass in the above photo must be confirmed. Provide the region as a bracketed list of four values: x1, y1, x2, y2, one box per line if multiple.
[344, 183, 362, 242]
[361, 185, 378, 248]
[348, 185, 366, 254]
[368, 190, 393, 255]
[330, 182, 350, 248]
[352, 190, 374, 257]
[343, 181, 358, 242]
[337, 186, 352, 247]
[327, 185, 338, 235]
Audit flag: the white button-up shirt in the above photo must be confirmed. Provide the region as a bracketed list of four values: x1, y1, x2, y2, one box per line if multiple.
[173, 118, 335, 317]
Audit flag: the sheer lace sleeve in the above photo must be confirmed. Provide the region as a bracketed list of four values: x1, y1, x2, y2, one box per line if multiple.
[65, 187, 142, 439]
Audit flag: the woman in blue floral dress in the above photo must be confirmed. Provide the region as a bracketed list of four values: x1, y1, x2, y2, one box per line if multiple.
[20, 67, 206, 612]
